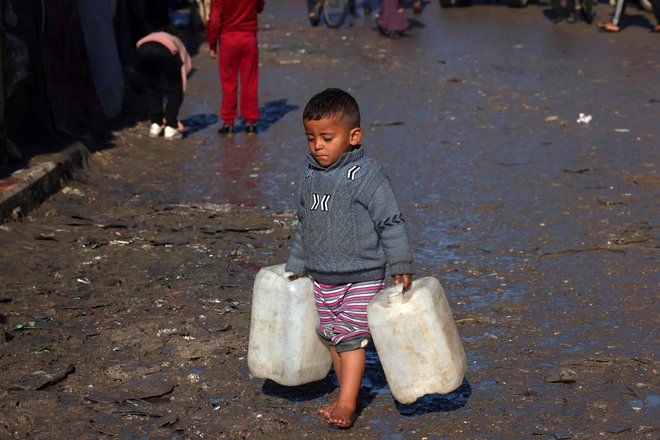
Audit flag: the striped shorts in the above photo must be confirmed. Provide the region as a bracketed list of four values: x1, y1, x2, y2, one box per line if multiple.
[313, 279, 385, 353]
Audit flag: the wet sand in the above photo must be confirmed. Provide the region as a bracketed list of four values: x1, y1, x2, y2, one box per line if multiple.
[1, 1, 658, 438]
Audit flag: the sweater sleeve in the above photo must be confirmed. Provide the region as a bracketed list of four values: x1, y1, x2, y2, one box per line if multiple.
[366, 179, 413, 276]
[206, 0, 222, 49]
[285, 217, 306, 276]
[258, 0, 265, 13]
[285, 175, 307, 276]
[171, 36, 192, 93]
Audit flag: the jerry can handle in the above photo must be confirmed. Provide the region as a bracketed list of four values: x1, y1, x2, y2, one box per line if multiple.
[387, 283, 405, 304]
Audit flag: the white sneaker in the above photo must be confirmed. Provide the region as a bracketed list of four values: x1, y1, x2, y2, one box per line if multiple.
[164, 126, 183, 140]
[149, 123, 163, 138]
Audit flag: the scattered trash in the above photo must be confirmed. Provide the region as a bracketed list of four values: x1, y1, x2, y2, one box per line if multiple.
[614, 128, 630, 132]
[497, 161, 530, 167]
[35, 233, 57, 241]
[539, 247, 625, 258]
[563, 168, 593, 174]
[210, 323, 232, 332]
[554, 427, 572, 439]
[601, 421, 631, 434]
[61, 187, 85, 197]
[109, 239, 133, 246]
[544, 368, 577, 383]
[84, 374, 175, 404]
[33, 347, 50, 355]
[12, 364, 76, 391]
[113, 400, 163, 418]
[545, 115, 559, 122]
[105, 363, 162, 381]
[576, 113, 592, 124]
[15, 321, 36, 330]
[187, 373, 200, 383]
[157, 328, 179, 337]
[455, 317, 479, 324]
[81, 237, 109, 249]
[370, 120, 405, 127]
[208, 396, 225, 410]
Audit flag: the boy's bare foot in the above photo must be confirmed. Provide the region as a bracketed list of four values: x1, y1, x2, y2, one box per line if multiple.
[318, 400, 337, 419]
[327, 401, 357, 429]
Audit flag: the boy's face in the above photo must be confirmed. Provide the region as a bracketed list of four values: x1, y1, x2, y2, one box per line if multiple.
[304, 116, 362, 168]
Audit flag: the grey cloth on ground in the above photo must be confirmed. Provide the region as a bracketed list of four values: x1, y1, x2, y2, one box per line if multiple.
[285, 146, 413, 284]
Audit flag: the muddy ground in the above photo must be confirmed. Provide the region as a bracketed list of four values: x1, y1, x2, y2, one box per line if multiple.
[1, 1, 658, 439]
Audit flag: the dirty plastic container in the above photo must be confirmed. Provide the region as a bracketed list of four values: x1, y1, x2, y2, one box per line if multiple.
[247, 264, 331, 386]
[367, 277, 467, 404]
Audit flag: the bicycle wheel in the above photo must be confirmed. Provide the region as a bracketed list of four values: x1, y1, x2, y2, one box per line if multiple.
[322, 0, 348, 28]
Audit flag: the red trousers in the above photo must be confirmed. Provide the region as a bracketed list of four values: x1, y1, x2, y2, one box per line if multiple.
[218, 31, 259, 125]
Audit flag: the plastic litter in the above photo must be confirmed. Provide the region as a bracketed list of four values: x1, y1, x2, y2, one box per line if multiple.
[577, 113, 592, 124]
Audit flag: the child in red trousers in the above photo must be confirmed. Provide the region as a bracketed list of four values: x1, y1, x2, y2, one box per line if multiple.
[206, 0, 265, 135]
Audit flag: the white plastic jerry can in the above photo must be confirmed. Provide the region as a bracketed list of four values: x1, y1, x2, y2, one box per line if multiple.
[367, 276, 467, 404]
[247, 264, 332, 386]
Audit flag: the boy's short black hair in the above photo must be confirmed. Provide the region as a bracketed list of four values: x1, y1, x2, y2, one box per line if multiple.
[303, 88, 361, 128]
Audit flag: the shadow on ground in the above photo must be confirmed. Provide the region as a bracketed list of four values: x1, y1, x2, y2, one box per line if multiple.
[182, 99, 299, 135]
[262, 375, 337, 402]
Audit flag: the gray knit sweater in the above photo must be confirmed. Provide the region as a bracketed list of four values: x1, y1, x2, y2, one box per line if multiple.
[285, 146, 413, 284]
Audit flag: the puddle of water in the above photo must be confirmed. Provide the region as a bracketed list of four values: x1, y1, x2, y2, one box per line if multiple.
[630, 394, 659, 410]
[177, 98, 300, 207]
[646, 395, 660, 407]
[368, 418, 404, 439]
[188, 366, 205, 375]
[207, 396, 225, 406]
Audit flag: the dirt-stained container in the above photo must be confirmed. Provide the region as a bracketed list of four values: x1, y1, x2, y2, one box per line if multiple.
[367, 277, 467, 404]
[248, 264, 331, 386]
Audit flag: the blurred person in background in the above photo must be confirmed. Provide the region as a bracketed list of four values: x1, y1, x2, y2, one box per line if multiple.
[551, 0, 577, 23]
[136, 26, 191, 140]
[598, 0, 660, 31]
[207, 0, 265, 135]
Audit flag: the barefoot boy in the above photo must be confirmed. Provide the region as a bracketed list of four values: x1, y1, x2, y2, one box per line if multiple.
[285, 88, 413, 428]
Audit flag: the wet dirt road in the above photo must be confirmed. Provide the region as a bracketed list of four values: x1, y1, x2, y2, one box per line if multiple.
[1, 1, 658, 438]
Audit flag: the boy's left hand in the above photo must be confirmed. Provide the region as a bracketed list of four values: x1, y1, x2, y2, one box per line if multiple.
[394, 274, 412, 291]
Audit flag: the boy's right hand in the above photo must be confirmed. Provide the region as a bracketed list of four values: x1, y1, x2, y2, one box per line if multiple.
[283, 271, 300, 281]
[394, 274, 412, 291]
[209, 48, 217, 59]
